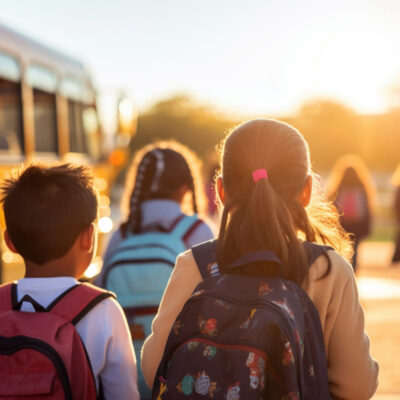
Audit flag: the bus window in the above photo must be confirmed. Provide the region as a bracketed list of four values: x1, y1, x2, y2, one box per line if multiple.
[0, 52, 23, 157]
[83, 107, 101, 160]
[27, 64, 58, 154]
[0, 51, 20, 82]
[68, 100, 87, 153]
[32, 88, 58, 153]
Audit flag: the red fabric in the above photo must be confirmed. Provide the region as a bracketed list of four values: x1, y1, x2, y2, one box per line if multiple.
[0, 282, 110, 399]
[0, 283, 13, 311]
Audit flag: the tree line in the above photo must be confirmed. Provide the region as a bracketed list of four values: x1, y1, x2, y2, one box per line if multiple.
[132, 94, 400, 173]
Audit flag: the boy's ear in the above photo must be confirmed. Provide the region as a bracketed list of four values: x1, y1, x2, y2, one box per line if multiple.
[80, 224, 95, 252]
[216, 176, 225, 205]
[4, 230, 18, 254]
[300, 175, 313, 207]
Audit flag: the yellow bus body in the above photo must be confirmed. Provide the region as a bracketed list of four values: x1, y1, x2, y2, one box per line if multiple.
[0, 23, 129, 283]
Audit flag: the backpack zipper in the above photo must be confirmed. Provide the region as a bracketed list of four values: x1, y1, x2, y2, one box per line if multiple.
[0, 335, 73, 400]
[165, 336, 284, 389]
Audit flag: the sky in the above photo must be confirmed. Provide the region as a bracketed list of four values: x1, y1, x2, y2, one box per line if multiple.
[1, 0, 400, 116]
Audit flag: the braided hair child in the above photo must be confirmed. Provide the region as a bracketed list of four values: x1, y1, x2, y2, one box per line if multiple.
[102, 140, 214, 266]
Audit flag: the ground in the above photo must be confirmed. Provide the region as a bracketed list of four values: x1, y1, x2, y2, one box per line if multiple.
[357, 242, 400, 399]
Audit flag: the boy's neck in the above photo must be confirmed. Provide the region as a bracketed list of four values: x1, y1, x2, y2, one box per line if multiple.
[24, 258, 79, 279]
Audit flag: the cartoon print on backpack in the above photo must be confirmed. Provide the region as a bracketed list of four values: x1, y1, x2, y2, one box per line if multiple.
[198, 316, 218, 336]
[226, 382, 241, 400]
[187, 341, 200, 351]
[240, 308, 256, 329]
[258, 282, 273, 297]
[246, 352, 266, 390]
[282, 391, 300, 400]
[271, 300, 295, 320]
[282, 340, 295, 366]
[207, 262, 220, 277]
[214, 298, 231, 310]
[203, 345, 218, 360]
[194, 371, 211, 395]
[177, 374, 194, 395]
[173, 319, 184, 335]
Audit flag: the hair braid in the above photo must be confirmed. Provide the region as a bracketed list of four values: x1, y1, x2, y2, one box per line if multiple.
[125, 153, 153, 235]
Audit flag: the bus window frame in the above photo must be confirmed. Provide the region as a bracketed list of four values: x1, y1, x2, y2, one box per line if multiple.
[0, 49, 25, 164]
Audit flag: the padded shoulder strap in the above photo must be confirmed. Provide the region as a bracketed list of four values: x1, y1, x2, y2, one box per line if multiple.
[48, 283, 115, 325]
[0, 282, 16, 311]
[191, 239, 217, 279]
[303, 241, 334, 266]
[192, 240, 333, 278]
[172, 214, 202, 238]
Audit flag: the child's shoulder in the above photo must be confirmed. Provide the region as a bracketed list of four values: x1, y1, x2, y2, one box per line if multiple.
[308, 246, 354, 284]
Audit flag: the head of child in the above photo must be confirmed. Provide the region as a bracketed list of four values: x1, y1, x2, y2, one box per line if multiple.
[121, 141, 205, 236]
[216, 119, 351, 284]
[327, 154, 375, 202]
[0, 163, 98, 279]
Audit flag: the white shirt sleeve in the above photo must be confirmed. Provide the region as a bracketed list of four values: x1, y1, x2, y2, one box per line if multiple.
[76, 297, 139, 400]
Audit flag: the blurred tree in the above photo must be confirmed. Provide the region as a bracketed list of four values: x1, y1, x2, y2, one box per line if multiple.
[133, 94, 237, 158]
[127, 94, 400, 176]
[293, 100, 361, 170]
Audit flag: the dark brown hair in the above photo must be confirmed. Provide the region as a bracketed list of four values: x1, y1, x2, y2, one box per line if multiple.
[0, 163, 97, 265]
[216, 119, 352, 285]
[121, 140, 206, 236]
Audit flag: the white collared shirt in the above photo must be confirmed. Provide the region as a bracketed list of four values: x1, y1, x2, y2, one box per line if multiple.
[16, 277, 139, 400]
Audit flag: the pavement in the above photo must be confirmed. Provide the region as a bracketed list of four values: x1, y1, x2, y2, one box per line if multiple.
[356, 242, 400, 399]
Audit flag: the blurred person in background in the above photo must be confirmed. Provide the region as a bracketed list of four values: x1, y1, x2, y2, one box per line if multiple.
[327, 155, 374, 272]
[390, 164, 400, 265]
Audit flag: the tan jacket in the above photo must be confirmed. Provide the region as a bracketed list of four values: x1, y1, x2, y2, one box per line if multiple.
[141, 248, 379, 399]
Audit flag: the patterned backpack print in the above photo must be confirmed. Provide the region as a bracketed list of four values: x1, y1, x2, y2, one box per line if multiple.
[152, 241, 331, 399]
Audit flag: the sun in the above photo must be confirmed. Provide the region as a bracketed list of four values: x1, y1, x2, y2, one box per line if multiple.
[313, 23, 398, 113]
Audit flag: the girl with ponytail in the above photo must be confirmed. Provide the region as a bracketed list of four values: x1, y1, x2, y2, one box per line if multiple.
[142, 119, 378, 399]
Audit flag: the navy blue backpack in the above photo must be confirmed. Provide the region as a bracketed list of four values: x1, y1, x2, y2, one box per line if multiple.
[152, 240, 331, 400]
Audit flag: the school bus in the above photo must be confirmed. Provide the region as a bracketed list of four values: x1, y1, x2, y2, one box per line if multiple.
[0, 23, 136, 283]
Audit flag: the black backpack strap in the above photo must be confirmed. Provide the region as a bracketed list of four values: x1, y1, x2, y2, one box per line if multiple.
[303, 241, 334, 267]
[192, 240, 333, 278]
[191, 239, 218, 279]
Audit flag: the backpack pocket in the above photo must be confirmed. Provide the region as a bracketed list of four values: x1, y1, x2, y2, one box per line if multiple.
[156, 338, 272, 399]
[0, 335, 71, 399]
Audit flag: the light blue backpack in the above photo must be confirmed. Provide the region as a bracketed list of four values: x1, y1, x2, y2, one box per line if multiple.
[101, 214, 202, 398]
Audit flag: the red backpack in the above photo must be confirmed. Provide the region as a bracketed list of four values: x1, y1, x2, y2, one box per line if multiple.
[0, 282, 114, 400]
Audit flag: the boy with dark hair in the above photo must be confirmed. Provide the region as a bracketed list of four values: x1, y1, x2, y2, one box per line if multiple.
[0, 163, 139, 399]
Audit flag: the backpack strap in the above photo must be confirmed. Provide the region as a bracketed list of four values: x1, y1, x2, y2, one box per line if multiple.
[191, 240, 334, 279]
[303, 241, 334, 267]
[171, 214, 203, 242]
[191, 239, 217, 279]
[48, 283, 115, 325]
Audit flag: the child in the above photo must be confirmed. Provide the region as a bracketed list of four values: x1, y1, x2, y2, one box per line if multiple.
[96, 141, 214, 398]
[142, 119, 379, 399]
[327, 155, 374, 271]
[100, 140, 214, 263]
[0, 163, 139, 400]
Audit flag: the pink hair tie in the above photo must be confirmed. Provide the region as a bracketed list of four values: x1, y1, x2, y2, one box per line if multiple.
[252, 168, 268, 183]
